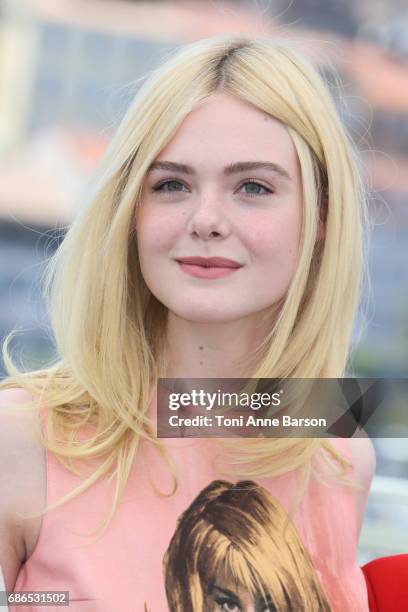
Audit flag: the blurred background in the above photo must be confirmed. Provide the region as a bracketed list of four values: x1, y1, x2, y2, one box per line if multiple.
[0, 0, 407, 563]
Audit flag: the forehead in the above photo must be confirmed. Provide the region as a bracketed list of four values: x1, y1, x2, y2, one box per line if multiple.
[155, 92, 298, 170]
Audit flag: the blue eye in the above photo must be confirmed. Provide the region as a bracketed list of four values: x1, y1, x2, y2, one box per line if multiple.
[241, 180, 273, 197]
[152, 179, 274, 197]
[152, 179, 186, 193]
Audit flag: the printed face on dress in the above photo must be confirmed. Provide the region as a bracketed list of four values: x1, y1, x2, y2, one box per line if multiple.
[137, 92, 303, 324]
[204, 568, 277, 612]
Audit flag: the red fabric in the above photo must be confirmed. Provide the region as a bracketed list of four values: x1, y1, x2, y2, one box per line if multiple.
[361, 554, 408, 611]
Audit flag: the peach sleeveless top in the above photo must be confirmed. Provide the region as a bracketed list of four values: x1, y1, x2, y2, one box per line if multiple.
[12, 407, 369, 612]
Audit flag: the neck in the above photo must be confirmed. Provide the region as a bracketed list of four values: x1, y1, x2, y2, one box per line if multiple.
[163, 309, 275, 379]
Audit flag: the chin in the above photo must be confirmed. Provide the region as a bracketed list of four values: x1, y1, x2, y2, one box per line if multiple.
[169, 304, 247, 324]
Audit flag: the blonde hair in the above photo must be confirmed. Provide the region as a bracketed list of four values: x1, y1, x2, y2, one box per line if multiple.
[162, 479, 331, 611]
[0, 33, 367, 530]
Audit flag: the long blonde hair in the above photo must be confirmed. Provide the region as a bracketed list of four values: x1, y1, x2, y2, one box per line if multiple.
[0, 33, 367, 530]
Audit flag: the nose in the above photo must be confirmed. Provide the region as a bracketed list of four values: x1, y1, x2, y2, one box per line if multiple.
[187, 193, 231, 241]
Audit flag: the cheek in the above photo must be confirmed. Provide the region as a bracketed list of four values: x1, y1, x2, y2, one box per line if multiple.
[137, 210, 179, 255]
[245, 215, 301, 264]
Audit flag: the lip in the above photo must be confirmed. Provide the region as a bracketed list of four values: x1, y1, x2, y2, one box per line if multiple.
[175, 256, 243, 280]
[175, 256, 242, 269]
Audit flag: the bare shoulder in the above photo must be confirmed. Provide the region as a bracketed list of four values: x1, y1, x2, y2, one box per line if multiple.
[347, 433, 376, 539]
[0, 388, 46, 590]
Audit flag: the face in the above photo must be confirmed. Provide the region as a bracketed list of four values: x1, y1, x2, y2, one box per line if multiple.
[136, 92, 303, 324]
[205, 568, 277, 612]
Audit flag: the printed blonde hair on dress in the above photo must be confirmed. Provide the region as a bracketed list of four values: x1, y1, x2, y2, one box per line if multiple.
[0, 33, 367, 530]
[161, 479, 331, 612]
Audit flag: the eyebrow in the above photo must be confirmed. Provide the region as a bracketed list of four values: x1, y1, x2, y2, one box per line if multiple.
[211, 584, 240, 604]
[211, 584, 277, 611]
[147, 160, 292, 181]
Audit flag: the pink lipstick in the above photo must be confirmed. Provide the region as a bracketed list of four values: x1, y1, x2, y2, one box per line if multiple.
[175, 256, 243, 279]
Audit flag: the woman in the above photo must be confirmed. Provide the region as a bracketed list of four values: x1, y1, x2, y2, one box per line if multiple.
[0, 33, 374, 610]
[161, 479, 331, 611]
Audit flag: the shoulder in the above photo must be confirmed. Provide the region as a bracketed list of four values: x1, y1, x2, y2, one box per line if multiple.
[347, 433, 376, 539]
[348, 434, 376, 487]
[0, 388, 46, 479]
[0, 388, 46, 588]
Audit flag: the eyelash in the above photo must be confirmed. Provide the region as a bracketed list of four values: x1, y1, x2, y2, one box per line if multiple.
[214, 594, 273, 611]
[151, 178, 274, 198]
[214, 595, 240, 610]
